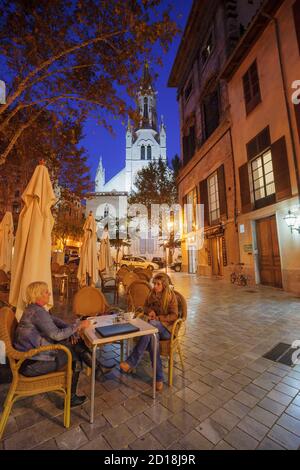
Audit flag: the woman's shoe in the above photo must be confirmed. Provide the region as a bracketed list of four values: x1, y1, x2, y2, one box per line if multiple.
[70, 394, 87, 407]
[156, 381, 163, 392]
[120, 361, 133, 373]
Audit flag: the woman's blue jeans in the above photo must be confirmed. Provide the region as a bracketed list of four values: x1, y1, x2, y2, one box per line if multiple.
[126, 320, 171, 382]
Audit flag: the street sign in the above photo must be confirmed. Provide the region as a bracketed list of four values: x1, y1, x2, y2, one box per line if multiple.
[243, 244, 253, 253]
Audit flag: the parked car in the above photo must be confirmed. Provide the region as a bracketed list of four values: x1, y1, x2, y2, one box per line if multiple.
[120, 256, 159, 271]
[151, 257, 166, 269]
[170, 260, 182, 272]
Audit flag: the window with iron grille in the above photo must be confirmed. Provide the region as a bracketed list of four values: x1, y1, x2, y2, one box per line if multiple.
[243, 60, 261, 115]
[208, 172, 220, 225]
[250, 150, 275, 203]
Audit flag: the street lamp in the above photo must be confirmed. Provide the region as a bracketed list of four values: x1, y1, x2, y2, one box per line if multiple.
[284, 210, 300, 234]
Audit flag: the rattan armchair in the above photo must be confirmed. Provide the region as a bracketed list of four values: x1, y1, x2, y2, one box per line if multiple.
[0, 307, 72, 440]
[99, 271, 119, 304]
[122, 271, 140, 292]
[0, 269, 9, 291]
[127, 280, 151, 313]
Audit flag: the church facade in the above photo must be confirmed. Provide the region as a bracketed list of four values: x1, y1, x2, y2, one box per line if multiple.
[86, 64, 167, 259]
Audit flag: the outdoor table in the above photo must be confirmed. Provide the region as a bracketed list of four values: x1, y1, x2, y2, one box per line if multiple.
[83, 314, 159, 424]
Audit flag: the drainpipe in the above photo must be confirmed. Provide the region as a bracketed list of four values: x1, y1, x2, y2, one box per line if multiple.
[229, 127, 238, 229]
[262, 12, 300, 204]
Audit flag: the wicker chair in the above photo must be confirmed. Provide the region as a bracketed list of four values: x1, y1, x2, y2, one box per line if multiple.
[159, 290, 187, 386]
[134, 268, 152, 282]
[127, 280, 151, 313]
[73, 286, 110, 317]
[51, 262, 60, 273]
[0, 307, 73, 439]
[58, 264, 71, 275]
[0, 270, 9, 291]
[122, 271, 140, 292]
[99, 271, 118, 304]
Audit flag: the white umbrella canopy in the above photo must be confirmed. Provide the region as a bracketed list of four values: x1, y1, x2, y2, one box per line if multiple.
[9, 163, 56, 320]
[0, 211, 14, 273]
[98, 228, 113, 273]
[77, 211, 99, 287]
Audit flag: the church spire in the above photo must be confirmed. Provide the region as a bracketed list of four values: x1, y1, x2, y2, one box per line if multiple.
[140, 61, 153, 92]
[95, 156, 105, 191]
[137, 61, 157, 131]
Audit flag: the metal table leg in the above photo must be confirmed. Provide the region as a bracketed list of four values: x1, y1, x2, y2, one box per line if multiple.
[90, 344, 97, 424]
[152, 333, 157, 400]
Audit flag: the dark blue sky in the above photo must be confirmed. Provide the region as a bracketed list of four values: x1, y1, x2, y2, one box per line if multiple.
[82, 0, 193, 185]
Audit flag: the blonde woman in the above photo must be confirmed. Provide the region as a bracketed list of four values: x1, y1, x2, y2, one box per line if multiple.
[120, 273, 178, 391]
[14, 282, 90, 407]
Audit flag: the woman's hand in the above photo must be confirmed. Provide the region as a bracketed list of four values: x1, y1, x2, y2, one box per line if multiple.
[70, 334, 79, 345]
[148, 310, 157, 320]
[78, 319, 90, 331]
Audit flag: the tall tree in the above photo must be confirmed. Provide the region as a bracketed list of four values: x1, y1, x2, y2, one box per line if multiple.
[128, 158, 178, 208]
[0, 0, 178, 164]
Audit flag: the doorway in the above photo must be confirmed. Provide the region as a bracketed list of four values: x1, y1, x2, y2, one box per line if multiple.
[210, 237, 223, 276]
[256, 215, 282, 288]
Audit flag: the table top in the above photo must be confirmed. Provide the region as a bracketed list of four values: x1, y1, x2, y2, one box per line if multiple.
[83, 314, 158, 346]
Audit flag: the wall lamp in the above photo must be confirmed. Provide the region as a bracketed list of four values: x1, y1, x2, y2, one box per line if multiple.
[284, 210, 300, 234]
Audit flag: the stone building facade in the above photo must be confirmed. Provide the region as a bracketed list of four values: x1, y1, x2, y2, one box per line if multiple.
[222, 0, 300, 294]
[169, 0, 300, 294]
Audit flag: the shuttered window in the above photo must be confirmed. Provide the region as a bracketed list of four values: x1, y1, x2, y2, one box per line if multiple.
[182, 125, 196, 165]
[271, 136, 292, 201]
[203, 90, 219, 139]
[199, 179, 209, 227]
[239, 163, 252, 213]
[217, 164, 227, 219]
[243, 60, 261, 115]
[250, 150, 276, 209]
[208, 172, 220, 225]
[293, 0, 300, 54]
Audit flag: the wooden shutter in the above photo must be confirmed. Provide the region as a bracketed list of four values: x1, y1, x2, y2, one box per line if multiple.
[293, 0, 300, 54]
[239, 163, 252, 213]
[217, 164, 227, 219]
[247, 126, 270, 161]
[199, 179, 209, 227]
[271, 136, 292, 202]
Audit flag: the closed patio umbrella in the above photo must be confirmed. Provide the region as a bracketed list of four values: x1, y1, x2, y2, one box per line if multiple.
[77, 211, 99, 287]
[9, 163, 56, 320]
[98, 228, 113, 273]
[0, 211, 14, 273]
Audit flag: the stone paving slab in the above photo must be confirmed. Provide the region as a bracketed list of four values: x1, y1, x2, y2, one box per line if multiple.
[2, 274, 300, 450]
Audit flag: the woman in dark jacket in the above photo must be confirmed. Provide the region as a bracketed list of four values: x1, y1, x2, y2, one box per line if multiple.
[14, 281, 109, 407]
[120, 273, 178, 391]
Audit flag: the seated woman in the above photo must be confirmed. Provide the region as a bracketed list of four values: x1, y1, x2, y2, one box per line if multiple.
[14, 281, 110, 407]
[120, 273, 178, 391]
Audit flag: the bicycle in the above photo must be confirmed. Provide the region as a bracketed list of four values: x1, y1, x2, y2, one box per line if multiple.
[230, 263, 250, 287]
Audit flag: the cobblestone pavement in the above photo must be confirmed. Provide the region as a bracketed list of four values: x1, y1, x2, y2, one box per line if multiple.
[1, 273, 300, 450]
